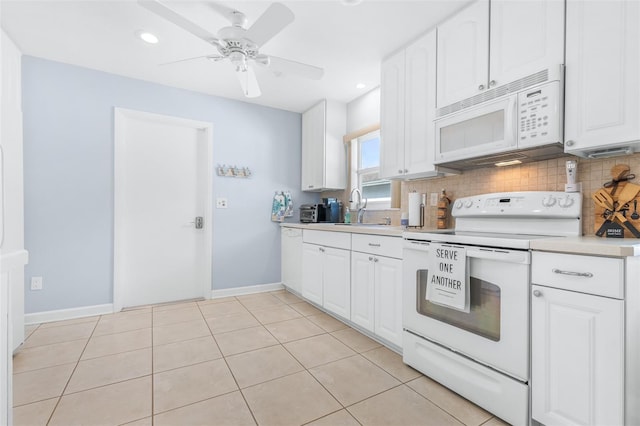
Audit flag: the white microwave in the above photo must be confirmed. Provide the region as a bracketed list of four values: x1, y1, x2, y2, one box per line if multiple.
[434, 80, 563, 170]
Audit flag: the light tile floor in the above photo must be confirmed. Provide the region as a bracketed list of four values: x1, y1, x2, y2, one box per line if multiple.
[13, 290, 510, 426]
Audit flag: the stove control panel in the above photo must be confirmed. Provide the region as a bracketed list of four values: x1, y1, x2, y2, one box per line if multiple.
[453, 191, 582, 218]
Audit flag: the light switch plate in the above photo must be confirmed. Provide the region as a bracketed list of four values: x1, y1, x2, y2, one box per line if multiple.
[216, 198, 228, 209]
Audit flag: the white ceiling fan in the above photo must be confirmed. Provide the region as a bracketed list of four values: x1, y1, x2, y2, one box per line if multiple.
[138, 0, 325, 98]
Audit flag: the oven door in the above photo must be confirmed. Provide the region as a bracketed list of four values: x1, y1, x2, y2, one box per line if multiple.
[402, 239, 530, 381]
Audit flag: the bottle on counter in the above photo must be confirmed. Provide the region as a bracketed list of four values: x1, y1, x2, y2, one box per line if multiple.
[344, 207, 351, 224]
[437, 189, 450, 229]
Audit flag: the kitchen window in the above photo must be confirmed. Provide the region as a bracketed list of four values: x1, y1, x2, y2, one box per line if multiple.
[350, 129, 391, 209]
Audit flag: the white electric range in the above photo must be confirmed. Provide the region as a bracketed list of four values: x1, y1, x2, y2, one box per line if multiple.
[402, 191, 582, 425]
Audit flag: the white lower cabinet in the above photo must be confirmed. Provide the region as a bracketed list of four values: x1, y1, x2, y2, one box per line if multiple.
[374, 256, 403, 346]
[351, 251, 376, 332]
[281, 227, 303, 294]
[321, 247, 351, 320]
[301, 242, 324, 305]
[351, 235, 403, 348]
[301, 230, 351, 320]
[531, 252, 625, 426]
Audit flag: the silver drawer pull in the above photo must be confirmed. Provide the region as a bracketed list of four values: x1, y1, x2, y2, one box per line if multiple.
[368, 243, 381, 247]
[552, 268, 593, 278]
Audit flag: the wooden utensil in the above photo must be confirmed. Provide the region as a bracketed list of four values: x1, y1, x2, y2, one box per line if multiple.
[611, 164, 630, 180]
[605, 164, 631, 196]
[615, 182, 640, 209]
[593, 189, 615, 210]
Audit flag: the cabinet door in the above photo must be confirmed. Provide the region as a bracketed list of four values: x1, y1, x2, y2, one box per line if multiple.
[436, 0, 489, 107]
[490, 0, 564, 87]
[350, 252, 375, 332]
[379, 49, 406, 179]
[322, 247, 351, 320]
[301, 101, 325, 191]
[281, 228, 303, 294]
[531, 285, 624, 426]
[404, 30, 437, 178]
[564, 0, 640, 152]
[374, 256, 403, 348]
[301, 243, 324, 305]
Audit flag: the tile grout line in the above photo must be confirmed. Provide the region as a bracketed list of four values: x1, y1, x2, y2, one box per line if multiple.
[197, 297, 261, 426]
[44, 313, 102, 425]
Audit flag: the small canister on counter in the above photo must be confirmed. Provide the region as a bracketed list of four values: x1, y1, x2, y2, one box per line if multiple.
[437, 189, 450, 229]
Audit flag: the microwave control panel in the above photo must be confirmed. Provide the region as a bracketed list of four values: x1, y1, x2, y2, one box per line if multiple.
[518, 81, 561, 146]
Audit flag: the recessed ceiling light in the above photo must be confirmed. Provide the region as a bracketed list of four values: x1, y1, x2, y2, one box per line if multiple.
[136, 31, 159, 44]
[342, 0, 363, 5]
[356, 83, 366, 89]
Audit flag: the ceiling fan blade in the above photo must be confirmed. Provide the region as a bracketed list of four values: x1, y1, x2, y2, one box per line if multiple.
[245, 3, 294, 47]
[208, 2, 246, 26]
[264, 55, 324, 80]
[236, 66, 261, 98]
[159, 54, 224, 66]
[137, 0, 221, 46]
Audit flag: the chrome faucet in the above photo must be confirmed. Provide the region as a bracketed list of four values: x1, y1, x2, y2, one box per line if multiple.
[349, 188, 368, 224]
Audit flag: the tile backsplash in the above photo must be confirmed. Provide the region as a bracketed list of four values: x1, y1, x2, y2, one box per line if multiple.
[324, 153, 640, 236]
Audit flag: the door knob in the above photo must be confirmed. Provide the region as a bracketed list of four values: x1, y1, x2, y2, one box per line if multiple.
[533, 290, 542, 297]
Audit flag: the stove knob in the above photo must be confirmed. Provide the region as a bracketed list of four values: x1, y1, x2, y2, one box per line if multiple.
[558, 195, 574, 208]
[454, 200, 463, 209]
[464, 200, 474, 208]
[541, 195, 556, 207]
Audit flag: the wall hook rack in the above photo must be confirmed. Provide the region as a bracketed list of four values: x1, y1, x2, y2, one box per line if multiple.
[216, 164, 252, 178]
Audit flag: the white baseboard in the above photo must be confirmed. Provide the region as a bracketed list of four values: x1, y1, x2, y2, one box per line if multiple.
[211, 282, 284, 299]
[25, 303, 114, 325]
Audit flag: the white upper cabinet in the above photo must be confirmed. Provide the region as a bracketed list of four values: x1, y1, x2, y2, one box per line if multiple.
[301, 100, 347, 191]
[437, 0, 564, 108]
[381, 30, 441, 180]
[380, 49, 406, 179]
[490, 0, 565, 89]
[564, 0, 640, 157]
[436, 0, 489, 108]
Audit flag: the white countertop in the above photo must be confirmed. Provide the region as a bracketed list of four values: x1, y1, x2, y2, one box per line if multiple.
[530, 236, 640, 257]
[280, 222, 404, 237]
[282, 223, 640, 257]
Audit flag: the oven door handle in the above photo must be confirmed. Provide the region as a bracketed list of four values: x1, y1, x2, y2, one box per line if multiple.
[403, 240, 431, 252]
[465, 248, 530, 264]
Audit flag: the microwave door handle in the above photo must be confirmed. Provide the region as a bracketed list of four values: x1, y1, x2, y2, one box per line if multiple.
[505, 97, 518, 146]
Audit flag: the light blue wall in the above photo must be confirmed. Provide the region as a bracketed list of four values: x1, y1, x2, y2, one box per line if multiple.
[22, 56, 318, 314]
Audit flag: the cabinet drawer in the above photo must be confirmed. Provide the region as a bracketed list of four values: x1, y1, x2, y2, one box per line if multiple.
[532, 252, 624, 299]
[303, 230, 351, 250]
[352, 234, 403, 259]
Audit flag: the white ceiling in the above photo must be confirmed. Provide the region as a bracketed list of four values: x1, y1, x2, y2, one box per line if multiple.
[1, 0, 471, 113]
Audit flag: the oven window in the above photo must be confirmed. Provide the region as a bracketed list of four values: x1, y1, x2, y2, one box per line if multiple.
[416, 269, 501, 341]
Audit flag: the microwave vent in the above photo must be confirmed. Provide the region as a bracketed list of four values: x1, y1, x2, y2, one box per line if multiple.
[437, 69, 550, 117]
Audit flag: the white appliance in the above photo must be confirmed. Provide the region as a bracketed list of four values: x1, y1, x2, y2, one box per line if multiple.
[402, 191, 582, 425]
[434, 67, 564, 170]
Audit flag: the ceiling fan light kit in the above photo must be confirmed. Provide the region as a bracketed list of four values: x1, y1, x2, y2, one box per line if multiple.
[138, 0, 324, 98]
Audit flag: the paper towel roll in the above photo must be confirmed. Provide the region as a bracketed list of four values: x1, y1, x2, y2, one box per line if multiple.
[408, 192, 422, 226]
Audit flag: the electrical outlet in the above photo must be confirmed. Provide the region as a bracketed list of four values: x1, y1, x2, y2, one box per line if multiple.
[216, 198, 228, 209]
[430, 193, 439, 207]
[31, 276, 43, 291]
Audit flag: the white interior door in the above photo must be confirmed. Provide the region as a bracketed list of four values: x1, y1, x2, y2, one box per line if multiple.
[114, 108, 212, 310]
